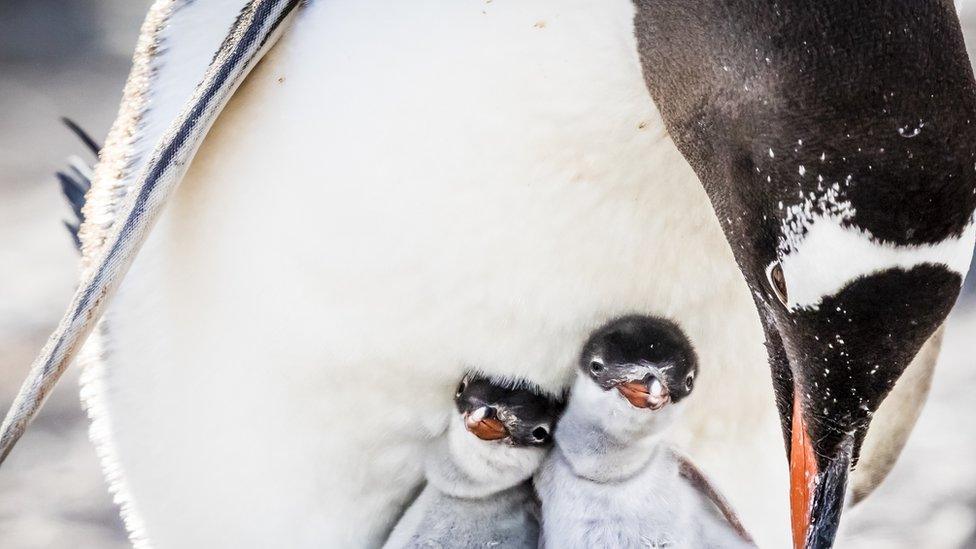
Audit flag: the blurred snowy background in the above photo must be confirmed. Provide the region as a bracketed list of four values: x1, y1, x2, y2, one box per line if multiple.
[0, 1, 150, 547]
[0, 2, 974, 548]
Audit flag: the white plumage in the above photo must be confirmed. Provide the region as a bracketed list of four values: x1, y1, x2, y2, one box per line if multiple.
[383, 417, 543, 549]
[45, 0, 968, 547]
[77, 1, 782, 546]
[536, 377, 752, 549]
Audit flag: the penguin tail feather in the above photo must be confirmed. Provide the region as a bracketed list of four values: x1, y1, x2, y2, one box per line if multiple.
[56, 118, 100, 251]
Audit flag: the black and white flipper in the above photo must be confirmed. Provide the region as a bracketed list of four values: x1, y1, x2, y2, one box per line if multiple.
[0, 0, 304, 464]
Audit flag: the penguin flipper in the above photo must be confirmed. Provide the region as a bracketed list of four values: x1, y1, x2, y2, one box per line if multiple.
[672, 449, 756, 546]
[0, 0, 304, 465]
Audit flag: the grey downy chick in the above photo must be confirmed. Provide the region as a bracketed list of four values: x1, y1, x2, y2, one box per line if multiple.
[536, 315, 755, 549]
[383, 373, 563, 549]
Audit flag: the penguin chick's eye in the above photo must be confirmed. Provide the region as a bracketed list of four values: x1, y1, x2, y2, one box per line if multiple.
[766, 261, 789, 307]
[590, 360, 604, 373]
[455, 379, 467, 398]
[532, 426, 550, 441]
[685, 374, 695, 391]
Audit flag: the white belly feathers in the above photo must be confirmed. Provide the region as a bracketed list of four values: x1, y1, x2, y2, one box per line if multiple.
[86, 1, 784, 547]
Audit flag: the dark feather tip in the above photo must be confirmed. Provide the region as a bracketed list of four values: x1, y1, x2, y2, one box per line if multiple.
[55, 119, 99, 251]
[60, 117, 101, 157]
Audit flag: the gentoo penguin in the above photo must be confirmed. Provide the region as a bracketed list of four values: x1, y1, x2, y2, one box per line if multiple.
[633, 3, 976, 546]
[2, 1, 975, 548]
[536, 315, 754, 549]
[383, 373, 561, 549]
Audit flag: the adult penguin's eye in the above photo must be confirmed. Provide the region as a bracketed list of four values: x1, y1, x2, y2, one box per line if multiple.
[766, 261, 789, 307]
[590, 360, 604, 373]
[455, 379, 467, 398]
[532, 426, 550, 441]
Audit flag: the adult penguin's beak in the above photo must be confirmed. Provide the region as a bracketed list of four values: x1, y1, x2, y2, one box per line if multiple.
[765, 266, 965, 549]
[789, 393, 853, 549]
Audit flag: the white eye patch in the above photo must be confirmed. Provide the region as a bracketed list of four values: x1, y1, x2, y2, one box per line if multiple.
[776, 214, 976, 311]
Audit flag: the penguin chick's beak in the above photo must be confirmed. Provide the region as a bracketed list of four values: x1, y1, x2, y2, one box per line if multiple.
[617, 376, 670, 410]
[464, 406, 508, 441]
[790, 393, 854, 549]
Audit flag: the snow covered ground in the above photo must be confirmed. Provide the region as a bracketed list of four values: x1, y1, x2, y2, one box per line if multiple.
[0, 2, 974, 547]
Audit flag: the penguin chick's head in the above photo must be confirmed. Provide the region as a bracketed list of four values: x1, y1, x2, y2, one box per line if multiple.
[580, 315, 699, 410]
[454, 373, 563, 447]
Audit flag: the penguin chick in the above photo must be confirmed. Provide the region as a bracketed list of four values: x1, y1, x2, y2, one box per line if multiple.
[383, 373, 563, 549]
[536, 315, 755, 548]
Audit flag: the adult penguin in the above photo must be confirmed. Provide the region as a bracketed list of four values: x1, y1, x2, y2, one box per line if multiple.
[635, 2, 976, 547]
[2, 1, 974, 548]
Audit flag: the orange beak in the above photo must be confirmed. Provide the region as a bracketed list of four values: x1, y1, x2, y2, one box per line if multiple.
[616, 378, 670, 410]
[464, 410, 508, 441]
[790, 392, 818, 549]
[788, 386, 853, 549]
[617, 381, 652, 408]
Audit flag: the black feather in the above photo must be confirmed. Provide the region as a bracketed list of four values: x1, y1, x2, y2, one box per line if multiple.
[57, 171, 88, 220]
[56, 118, 98, 251]
[60, 117, 101, 156]
[63, 221, 82, 250]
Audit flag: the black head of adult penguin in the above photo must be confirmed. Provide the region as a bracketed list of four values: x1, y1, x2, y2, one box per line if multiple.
[633, 2, 976, 548]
